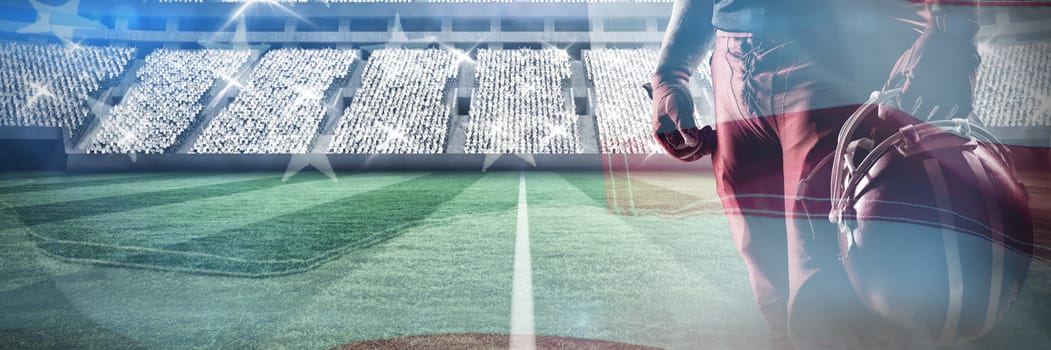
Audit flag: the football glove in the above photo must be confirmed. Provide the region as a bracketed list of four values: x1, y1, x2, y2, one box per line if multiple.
[881, 4, 980, 122]
[643, 70, 716, 162]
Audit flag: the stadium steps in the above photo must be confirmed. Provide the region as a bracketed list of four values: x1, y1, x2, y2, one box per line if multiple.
[73, 59, 147, 152]
[316, 55, 365, 137]
[576, 110, 600, 154]
[569, 60, 600, 153]
[444, 59, 476, 154]
[315, 88, 347, 136]
[71, 90, 109, 151]
[309, 54, 362, 153]
[72, 87, 114, 152]
[175, 49, 265, 153]
[116, 58, 144, 87]
[445, 112, 468, 154]
[443, 83, 465, 154]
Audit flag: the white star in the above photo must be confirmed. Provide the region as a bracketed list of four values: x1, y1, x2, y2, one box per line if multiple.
[17, 0, 106, 46]
[473, 122, 538, 172]
[359, 13, 438, 52]
[230, 17, 250, 51]
[283, 134, 337, 183]
[199, 16, 260, 51]
[436, 38, 486, 67]
[210, 0, 306, 46]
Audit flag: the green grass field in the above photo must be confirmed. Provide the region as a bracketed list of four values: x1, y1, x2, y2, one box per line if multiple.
[0, 171, 1048, 349]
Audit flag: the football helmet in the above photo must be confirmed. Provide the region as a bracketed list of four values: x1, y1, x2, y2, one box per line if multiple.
[815, 89, 1034, 345]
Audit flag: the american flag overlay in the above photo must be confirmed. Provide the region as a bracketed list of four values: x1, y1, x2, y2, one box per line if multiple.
[0, 0, 1049, 349]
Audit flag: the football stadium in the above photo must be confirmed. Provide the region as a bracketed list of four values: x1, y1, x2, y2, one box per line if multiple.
[0, 0, 1050, 349]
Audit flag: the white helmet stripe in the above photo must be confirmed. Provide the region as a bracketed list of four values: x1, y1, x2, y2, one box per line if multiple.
[963, 151, 1006, 334]
[924, 158, 964, 344]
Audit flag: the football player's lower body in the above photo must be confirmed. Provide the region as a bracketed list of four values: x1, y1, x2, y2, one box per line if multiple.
[710, 29, 915, 349]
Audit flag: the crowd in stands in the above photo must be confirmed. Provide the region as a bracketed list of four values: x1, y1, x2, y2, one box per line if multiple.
[583, 48, 664, 154]
[190, 48, 355, 153]
[328, 49, 458, 154]
[0, 42, 134, 135]
[974, 41, 1051, 127]
[15, 41, 1050, 156]
[88, 49, 251, 154]
[465, 49, 581, 153]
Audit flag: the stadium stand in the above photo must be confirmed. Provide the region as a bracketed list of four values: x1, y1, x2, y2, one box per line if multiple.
[88, 49, 251, 154]
[190, 48, 356, 154]
[583, 48, 664, 154]
[975, 41, 1051, 127]
[328, 49, 459, 154]
[465, 49, 581, 154]
[0, 42, 134, 136]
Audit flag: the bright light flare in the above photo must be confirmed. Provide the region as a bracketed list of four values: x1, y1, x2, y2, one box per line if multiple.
[451, 49, 475, 65]
[218, 72, 244, 90]
[25, 81, 56, 107]
[222, 0, 311, 34]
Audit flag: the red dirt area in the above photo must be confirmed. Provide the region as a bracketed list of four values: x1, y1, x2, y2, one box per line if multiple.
[330, 334, 663, 350]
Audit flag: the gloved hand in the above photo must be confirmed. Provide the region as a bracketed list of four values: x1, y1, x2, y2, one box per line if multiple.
[881, 4, 980, 122]
[643, 70, 716, 162]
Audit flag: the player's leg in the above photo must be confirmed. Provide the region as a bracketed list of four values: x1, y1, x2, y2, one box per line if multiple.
[778, 105, 898, 349]
[769, 34, 915, 349]
[710, 31, 792, 346]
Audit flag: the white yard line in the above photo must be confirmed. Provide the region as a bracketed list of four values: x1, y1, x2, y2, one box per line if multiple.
[621, 154, 637, 212]
[606, 153, 620, 212]
[510, 172, 536, 350]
